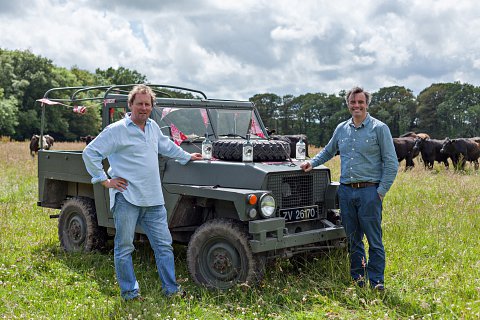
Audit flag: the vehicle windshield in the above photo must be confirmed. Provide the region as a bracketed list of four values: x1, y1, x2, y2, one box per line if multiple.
[151, 107, 266, 140]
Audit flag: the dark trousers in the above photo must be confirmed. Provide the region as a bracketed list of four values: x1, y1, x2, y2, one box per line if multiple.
[338, 184, 385, 286]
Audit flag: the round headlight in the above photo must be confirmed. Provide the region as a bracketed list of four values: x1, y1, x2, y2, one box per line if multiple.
[260, 194, 276, 218]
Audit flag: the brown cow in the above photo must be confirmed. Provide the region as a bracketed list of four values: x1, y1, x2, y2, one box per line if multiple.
[470, 137, 480, 145]
[400, 131, 430, 140]
[30, 134, 54, 157]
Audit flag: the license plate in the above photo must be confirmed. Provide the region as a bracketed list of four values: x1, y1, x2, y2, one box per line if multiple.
[279, 205, 319, 223]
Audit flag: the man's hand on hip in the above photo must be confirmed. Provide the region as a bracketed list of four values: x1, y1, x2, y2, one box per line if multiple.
[101, 177, 128, 191]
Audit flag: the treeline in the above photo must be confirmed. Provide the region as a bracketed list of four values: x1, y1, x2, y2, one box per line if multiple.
[252, 84, 480, 146]
[1, 49, 480, 145]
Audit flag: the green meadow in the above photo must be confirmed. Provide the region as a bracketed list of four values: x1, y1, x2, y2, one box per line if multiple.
[1, 141, 479, 319]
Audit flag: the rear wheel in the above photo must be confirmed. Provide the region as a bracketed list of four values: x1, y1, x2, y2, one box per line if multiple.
[58, 197, 106, 252]
[187, 219, 265, 289]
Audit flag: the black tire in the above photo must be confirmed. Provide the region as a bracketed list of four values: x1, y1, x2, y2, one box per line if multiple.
[212, 140, 291, 161]
[186, 219, 265, 289]
[58, 197, 106, 252]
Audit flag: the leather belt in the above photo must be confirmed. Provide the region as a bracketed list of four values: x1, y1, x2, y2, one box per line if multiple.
[342, 182, 378, 188]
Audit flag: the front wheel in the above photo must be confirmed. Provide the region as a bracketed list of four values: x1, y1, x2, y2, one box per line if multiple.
[187, 219, 265, 289]
[58, 197, 106, 252]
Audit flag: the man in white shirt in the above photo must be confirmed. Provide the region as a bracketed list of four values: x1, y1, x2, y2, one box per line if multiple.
[83, 84, 202, 300]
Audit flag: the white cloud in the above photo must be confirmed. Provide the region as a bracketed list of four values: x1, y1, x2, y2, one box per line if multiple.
[1, 0, 480, 99]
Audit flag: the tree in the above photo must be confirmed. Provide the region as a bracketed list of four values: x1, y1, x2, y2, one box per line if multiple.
[416, 84, 449, 138]
[279, 94, 295, 134]
[465, 104, 480, 137]
[0, 89, 18, 136]
[288, 93, 345, 146]
[71, 66, 101, 86]
[417, 82, 480, 138]
[0, 50, 149, 140]
[0, 49, 65, 140]
[95, 67, 147, 85]
[369, 86, 417, 137]
[249, 93, 282, 133]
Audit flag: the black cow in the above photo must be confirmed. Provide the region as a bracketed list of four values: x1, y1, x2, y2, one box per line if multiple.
[270, 134, 309, 159]
[80, 135, 96, 145]
[393, 137, 419, 170]
[30, 134, 54, 157]
[440, 138, 480, 170]
[412, 138, 450, 169]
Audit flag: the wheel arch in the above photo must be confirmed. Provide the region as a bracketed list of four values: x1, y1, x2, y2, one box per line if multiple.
[40, 179, 94, 209]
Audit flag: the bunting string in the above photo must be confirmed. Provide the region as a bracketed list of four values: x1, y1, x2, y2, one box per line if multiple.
[36, 98, 87, 114]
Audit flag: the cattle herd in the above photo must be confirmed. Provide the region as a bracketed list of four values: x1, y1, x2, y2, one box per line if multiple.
[393, 132, 480, 171]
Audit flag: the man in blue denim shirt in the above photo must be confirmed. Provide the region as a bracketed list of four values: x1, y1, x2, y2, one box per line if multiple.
[301, 86, 398, 290]
[83, 85, 202, 300]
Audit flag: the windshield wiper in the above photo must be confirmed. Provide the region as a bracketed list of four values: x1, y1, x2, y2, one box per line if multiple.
[218, 133, 246, 139]
[185, 133, 216, 142]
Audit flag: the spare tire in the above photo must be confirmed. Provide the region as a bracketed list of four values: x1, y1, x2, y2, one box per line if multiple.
[212, 140, 291, 162]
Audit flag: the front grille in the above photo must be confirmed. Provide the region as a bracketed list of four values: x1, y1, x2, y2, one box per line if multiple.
[266, 171, 328, 214]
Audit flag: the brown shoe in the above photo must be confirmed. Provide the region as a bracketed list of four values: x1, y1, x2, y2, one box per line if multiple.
[168, 288, 187, 299]
[128, 295, 145, 302]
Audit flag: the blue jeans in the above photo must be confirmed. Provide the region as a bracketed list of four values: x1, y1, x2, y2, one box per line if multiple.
[112, 193, 179, 299]
[338, 184, 385, 286]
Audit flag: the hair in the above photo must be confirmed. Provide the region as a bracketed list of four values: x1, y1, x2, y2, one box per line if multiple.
[345, 86, 371, 105]
[128, 84, 156, 106]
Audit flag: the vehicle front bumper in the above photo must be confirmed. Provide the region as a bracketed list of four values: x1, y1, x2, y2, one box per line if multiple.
[248, 217, 346, 253]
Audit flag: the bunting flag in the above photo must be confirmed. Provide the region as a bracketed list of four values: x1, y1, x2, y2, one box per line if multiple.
[36, 98, 62, 105]
[104, 98, 116, 106]
[161, 107, 179, 119]
[37, 98, 88, 115]
[200, 109, 209, 128]
[251, 112, 265, 138]
[170, 123, 188, 146]
[73, 106, 87, 114]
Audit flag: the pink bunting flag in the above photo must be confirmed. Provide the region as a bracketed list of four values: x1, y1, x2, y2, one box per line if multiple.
[104, 99, 116, 107]
[161, 107, 179, 119]
[73, 106, 87, 114]
[37, 98, 87, 114]
[36, 98, 62, 105]
[200, 109, 209, 127]
[170, 123, 187, 146]
[251, 112, 265, 138]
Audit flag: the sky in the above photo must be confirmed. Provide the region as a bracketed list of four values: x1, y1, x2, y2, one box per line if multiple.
[1, 0, 480, 100]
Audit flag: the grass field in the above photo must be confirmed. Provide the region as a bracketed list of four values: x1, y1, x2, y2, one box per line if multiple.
[1, 141, 479, 319]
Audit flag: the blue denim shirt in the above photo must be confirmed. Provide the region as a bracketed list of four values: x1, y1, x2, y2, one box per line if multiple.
[310, 114, 398, 196]
[82, 113, 191, 209]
